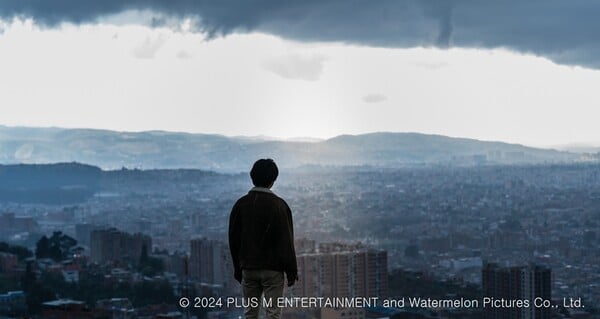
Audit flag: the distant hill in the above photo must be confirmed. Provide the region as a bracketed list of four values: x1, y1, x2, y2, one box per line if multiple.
[552, 144, 600, 154]
[0, 126, 579, 172]
[0, 162, 101, 204]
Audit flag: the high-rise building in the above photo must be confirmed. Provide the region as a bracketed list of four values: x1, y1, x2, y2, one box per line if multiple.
[293, 242, 387, 298]
[75, 223, 102, 246]
[189, 238, 224, 285]
[189, 238, 238, 294]
[0, 213, 39, 237]
[90, 228, 152, 264]
[482, 262, 551, 319]
[0, 213, 15, 234]
[295, 238, 317, 254]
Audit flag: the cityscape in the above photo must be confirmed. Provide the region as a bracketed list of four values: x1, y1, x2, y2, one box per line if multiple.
[2, 1, 600, 318]
[1, 159, 599, 318]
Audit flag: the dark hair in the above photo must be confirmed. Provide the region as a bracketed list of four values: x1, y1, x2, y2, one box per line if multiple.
[250, 158, 278, 187]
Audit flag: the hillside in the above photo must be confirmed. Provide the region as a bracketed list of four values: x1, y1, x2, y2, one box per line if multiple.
[0, 126, 578, 172]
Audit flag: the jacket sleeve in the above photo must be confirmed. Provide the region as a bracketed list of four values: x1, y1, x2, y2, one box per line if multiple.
[228, 201, 242, 276]
[279, 201, 298, 280]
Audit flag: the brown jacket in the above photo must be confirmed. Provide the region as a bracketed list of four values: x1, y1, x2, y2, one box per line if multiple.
[228, 187, 298, 281]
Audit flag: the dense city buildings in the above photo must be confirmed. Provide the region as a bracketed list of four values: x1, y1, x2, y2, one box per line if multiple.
[293, 240, 388, 299]
[189, 237, 225, 285]
[90, 228, 152, 265]
[0, 212, 39, 236]
[482, 262, 552, 319]
[189, 237, 237, 295]
[1, 164, 600, 317]
[75, 223, 102, 246]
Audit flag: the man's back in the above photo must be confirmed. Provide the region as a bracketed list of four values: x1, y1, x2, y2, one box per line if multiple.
[228, 187, 297, 280]
[227, 159, 297, 319]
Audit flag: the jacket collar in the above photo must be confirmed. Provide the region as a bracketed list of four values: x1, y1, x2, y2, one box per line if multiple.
[249, 186, 274, 194]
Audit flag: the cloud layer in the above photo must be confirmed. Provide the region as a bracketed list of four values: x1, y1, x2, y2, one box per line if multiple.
[1, 1, 599, 69]
[261, 54, 327, 81]
[362, 94, 387, 104]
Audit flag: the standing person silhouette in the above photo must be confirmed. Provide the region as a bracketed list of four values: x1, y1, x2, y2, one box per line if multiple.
[228, 159, 298, 319]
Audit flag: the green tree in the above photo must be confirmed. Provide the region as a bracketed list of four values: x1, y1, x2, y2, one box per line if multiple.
[20, 262, 56, 315]
[35, 236, 50, 259]
[138, 244, 164, 277]
[0, 241, 33, 261]
[35, 232, 77, 261]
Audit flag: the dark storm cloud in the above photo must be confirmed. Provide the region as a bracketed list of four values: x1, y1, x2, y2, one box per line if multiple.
[1, 0, 599, 69]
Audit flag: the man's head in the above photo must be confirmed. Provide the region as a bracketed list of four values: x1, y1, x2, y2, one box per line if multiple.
[250, 158, 278, 188]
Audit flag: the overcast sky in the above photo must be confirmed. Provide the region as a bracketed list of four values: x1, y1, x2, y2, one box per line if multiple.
[1, 1, 599, 147]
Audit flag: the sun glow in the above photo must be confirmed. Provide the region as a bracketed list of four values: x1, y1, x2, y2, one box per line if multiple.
[1, 17, 599, 146]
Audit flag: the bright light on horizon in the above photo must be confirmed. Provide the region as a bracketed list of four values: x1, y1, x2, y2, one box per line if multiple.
[1, 17, 600, 147]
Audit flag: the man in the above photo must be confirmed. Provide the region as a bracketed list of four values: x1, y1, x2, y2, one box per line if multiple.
[228, 158, 298, 319]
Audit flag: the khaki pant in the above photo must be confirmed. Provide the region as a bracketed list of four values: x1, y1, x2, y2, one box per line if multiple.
[242, 269, 284, 319]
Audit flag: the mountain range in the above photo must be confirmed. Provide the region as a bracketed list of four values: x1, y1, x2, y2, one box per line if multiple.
[0, 125, 582, 172]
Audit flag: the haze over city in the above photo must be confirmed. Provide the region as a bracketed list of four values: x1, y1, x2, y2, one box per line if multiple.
[1, 2, 600, 319]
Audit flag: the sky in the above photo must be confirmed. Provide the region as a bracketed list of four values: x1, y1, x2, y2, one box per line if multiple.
[0, 1, 599, 147]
